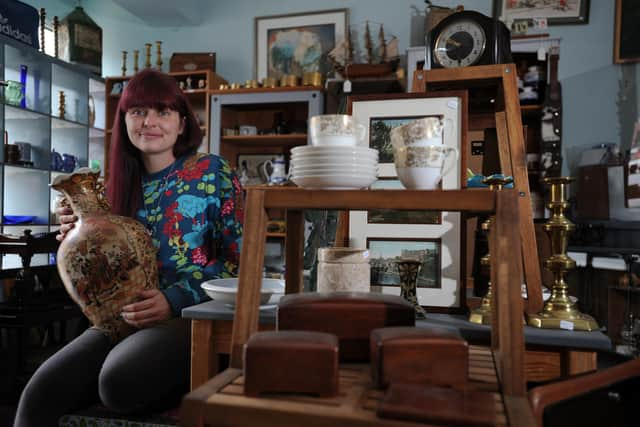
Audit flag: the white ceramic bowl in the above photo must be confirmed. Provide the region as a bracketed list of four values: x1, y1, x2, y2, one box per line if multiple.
[200, 278, 285, 305]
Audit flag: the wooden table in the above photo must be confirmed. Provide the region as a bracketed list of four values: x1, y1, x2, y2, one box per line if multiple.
[181, 187, 534, 426]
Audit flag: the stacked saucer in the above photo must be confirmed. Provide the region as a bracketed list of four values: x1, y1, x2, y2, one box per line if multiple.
[289, 114, 378, 189]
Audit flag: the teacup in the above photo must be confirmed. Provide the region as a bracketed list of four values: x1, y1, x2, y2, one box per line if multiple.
[390, 117, 448, 149]
[309, 114, 366, 146]
[394, 145, 459, 190]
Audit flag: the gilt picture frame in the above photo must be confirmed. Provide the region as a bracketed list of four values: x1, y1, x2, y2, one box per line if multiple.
[494, 0, 590, 26]
[255, 9, 348, 81]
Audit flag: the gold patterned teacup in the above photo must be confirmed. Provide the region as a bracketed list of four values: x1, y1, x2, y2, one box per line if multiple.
[390, 117, 446, 149]
[393, 145, 458, 189]
[308, 114, 366, 146]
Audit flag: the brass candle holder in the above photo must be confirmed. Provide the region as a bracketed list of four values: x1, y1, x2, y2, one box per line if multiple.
[469, 175, 512, 325]
[144, 43, 152, 68]
[58, 90, 66, 119]
[133, 50, 139, 74]
[156, 41, 163, 71]
[121, 51, 128, 76]
[528, 177, 599, 331]
[53, 16, 59, 58]
[39, 8, 46, 53]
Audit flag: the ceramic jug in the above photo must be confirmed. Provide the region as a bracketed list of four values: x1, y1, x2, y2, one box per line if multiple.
[52, 168, 158, 342]
[261, 155, 288, 185]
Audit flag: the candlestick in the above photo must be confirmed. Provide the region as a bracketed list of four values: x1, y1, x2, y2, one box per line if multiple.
[133, 50, 139, 73]
[39, 8, 46, 53]
[121, 51, 128, 76]
[155, 41, 163, 71]
[144, 43, 152, 68]
[53, 16, 59, 58]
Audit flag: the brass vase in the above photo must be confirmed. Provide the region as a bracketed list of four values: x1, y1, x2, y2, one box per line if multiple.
[395, 258, 427, 320]
[52, 168, 158, 342]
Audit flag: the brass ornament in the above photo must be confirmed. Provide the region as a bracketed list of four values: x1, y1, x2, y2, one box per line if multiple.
[144, 43, 152, 68]
[121, 50, 127, 76]
[156, 41, 163, 71]
[52, 16, 59, 58]
[58, 90, 66, 119]
[527, 177, 599, 331]
[469, 175, 512, 325]
[133, 50, 139, 73]
[39, 8, 46, 53]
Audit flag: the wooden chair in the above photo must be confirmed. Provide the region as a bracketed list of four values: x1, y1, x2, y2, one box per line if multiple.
[528, 358, 640, 427]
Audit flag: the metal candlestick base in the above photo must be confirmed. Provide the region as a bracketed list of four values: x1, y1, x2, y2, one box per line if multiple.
[528, 177, 599, 331]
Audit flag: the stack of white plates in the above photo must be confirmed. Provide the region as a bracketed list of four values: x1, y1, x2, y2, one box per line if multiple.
[289, 145, 378, 189]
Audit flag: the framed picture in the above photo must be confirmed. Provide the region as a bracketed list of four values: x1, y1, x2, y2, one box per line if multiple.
[346, 92, 466, 310]
[254, 9, 348, 81]
[367, 179, 441, 225]
[614, 0, 640, 64]
[367, 238, 441, 289]
[494, 0, 590, 25]
[237, 153, 280, 186]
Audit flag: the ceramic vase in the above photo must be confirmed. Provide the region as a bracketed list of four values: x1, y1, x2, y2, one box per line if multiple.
[52, 168, 158, 342]
[395, 258, 427, 320]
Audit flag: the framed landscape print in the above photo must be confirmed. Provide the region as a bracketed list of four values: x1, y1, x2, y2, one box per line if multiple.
[255, 9, 348, 80]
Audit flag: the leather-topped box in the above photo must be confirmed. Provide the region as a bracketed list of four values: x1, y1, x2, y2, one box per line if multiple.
[243, 330, 339, 397]
[277, 292, 415, 363]
[370, 326, 468, 389]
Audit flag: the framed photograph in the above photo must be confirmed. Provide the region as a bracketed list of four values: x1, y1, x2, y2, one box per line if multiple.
[237, 153, 280, 186]
[614, 0, 640, 64]
[367, 179, 441, 225]
[367, 238, 441, 289]
[254, 9, 348, 81]
[494, 0, 590, 25]
[346, 92, 466, 310]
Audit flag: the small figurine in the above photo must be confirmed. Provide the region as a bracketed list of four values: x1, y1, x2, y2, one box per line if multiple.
[198, 79, 206, 89]
[179, 81, 185, 90]
[186, 76, 192, 90]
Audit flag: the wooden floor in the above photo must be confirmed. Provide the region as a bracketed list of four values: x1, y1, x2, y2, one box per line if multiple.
[184, 345, 508, 427]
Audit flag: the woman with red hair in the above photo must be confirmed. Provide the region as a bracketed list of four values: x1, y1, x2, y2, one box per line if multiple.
[15, 69, 243, 426]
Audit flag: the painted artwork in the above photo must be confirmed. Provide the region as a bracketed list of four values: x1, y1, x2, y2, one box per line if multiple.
[495, 0, 590, 25]
[367, 238, 441, 288]
[267, 24, 335, 79]
[369, 115, 441, 163]
[367, 179, 441, 224]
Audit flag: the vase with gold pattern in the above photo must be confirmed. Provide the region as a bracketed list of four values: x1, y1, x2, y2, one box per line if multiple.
[52, 168, 158, 342]
[395, 258, 427, 319]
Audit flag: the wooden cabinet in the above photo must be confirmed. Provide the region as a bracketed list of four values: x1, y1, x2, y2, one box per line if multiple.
[209, 87, 323, 174]
[103, 70, 226, 176]
[0, 34, 104, 269]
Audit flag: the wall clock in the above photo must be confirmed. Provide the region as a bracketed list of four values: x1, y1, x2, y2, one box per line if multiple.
[428, 10, 512, 69]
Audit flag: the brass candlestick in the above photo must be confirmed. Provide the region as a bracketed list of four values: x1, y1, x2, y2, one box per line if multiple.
[144, 43, 152, 68]
[39, 8, 46, 53]
[121, 51, 128, 76]
[528, 177, 599, 331]
[53, 16, 59, 58]
[469, 175, 512, 325]
[133, 50, 139, 73]
[156, 41, 163, 71]
[58, 90, 66, 119]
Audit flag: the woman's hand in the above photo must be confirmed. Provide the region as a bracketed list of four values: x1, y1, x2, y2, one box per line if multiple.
[121, 289, 172, 328]
[55, 199, 77, 242]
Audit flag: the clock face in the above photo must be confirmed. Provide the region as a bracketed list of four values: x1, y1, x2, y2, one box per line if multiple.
[433, 20, 487, 68]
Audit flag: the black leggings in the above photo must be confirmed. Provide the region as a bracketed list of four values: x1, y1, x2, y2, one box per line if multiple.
[13, 317, 191, 427]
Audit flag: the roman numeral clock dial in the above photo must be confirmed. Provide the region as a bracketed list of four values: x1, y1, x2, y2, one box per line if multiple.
[429, 10, 512, 69]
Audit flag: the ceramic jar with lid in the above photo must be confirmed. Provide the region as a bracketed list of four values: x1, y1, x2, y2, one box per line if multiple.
[317, 248, 370, 293]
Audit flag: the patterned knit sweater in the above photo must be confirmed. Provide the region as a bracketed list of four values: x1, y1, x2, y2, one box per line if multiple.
[137, 153, 243, 316]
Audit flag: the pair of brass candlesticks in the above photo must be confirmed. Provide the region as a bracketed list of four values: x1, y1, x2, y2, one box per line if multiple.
[469, 176, 598, 331]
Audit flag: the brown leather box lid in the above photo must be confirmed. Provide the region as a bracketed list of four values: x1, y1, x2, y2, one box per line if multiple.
[277, 292, 415, 363]
[243, 330, 339, 397]
[378, 383, 496, 427]
[370, 326, 468, 389]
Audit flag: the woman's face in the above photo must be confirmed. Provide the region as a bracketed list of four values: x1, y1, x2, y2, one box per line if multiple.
[125, 107, 185, 158]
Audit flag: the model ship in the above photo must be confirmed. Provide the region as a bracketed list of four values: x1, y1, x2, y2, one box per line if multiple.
[328, 21, 399, 78]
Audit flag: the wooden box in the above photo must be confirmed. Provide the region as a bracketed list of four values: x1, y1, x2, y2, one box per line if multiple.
[370, 326, 468, 389]
[243, 330, 339, 397]
[170, 52, 216, 72]
[277, 292, 415, 363]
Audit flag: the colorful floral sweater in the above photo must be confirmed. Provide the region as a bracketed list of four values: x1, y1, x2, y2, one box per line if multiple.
[137, 153, 243, 316]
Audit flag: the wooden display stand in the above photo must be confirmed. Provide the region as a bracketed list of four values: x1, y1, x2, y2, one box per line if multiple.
[180, 188, 534, 426]
[413, 64, 543, 314]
